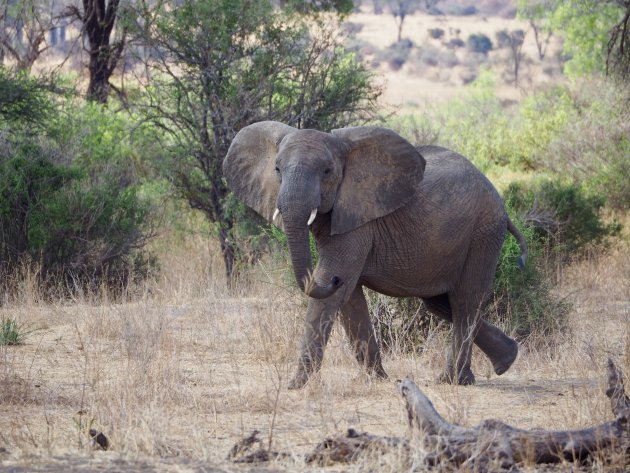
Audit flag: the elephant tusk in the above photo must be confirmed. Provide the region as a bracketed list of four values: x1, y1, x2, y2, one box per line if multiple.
[307, 208, 317, 226]
[273, 208, 280, 223]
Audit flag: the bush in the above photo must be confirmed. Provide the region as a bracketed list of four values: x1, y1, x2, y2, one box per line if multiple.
[0, 139, 156, 293]
[503, 179, 621, 255]
[414, 46, 459, 69]
[491, 212, 569, 339]
[428, 28, 444, 40]
[467, 34, 493, 54]
[447, 38, 465, 49]
[0, 75, 159, 295]
[379, 40, 414, 70]
[537, 82, 630, 210]
[495, 30, 511, 48]
[0, 67, 51, 129]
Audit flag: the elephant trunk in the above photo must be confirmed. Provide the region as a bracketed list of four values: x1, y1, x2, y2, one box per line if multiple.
[278, 177, 342, 300]
[282, 218, 342, 299]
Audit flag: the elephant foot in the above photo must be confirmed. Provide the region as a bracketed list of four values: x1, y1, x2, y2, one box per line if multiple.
[368, 364, 388, 380]
[437, 366, 476, 386]
[485, 336, 518, 376]
[475, 321, 519, 376]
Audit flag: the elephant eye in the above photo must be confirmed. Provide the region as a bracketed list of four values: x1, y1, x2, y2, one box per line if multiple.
[275, 166, 280, 173]
[324, 168, 331, 175]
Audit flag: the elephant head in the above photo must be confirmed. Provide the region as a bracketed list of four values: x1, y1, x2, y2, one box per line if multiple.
[223, 121, 426, 298]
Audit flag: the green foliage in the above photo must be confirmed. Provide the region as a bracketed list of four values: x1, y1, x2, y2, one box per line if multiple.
[0, 138, 156, 291]
[0, 67, 52, 129]
[504, 179, 621, 254]
[0, 72, 158, 293]
[491, 212, 569, 338]
[0, 317, 32, 345]
[284, 0, 355, 15]
[467, 34, 493, 54]
[132, 0, 380, 280]
[548, 1, 625, 77]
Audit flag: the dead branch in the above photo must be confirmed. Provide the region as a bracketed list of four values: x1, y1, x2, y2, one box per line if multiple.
[397, 366, 630, 468]
[305, 428, 408, 466]
[228, 359, 630, 469]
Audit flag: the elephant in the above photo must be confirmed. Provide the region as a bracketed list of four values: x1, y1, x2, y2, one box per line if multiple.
[223, 121, 528, 388]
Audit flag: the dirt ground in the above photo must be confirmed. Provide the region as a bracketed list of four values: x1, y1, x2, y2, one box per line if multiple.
[1, 234, 629, 472]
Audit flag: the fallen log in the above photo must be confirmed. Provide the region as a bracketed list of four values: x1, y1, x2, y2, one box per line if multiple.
[229, 359, 630, 469]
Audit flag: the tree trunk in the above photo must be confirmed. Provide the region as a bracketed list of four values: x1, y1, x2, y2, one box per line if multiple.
[81, 0, 126, 103]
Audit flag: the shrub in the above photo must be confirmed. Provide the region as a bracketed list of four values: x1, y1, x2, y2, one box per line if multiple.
[412, 46, 459, 70]
[503, 179, 621, 255]
[537, 82, 630, 210]
[491, 212, 569, 339]
[0, 80, 159, 295]
[0, 67, 51, 129]
[447, 38, 465, 49]
[467, 34, 493, 54]
[495, 30, 511, 48]
[379, 39, 414, 70]
[428, 28, 444, 40]
[0, 141, 156, 293]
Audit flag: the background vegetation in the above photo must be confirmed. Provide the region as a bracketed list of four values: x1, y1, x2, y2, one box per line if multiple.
[0, 0, 628, 334]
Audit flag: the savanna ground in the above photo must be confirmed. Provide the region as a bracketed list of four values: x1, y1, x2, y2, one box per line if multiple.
[1, 224, 629, 472]
[2, 6, 630, 473]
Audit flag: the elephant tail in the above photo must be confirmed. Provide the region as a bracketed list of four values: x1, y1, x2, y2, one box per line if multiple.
[507, 217, 528, 270]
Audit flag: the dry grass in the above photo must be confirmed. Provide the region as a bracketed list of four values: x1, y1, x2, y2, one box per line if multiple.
[0, 228, 628, 472]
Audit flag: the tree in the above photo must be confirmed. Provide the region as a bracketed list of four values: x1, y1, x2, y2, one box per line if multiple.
[0, 0, 59, 71]
[63, 0, 127, 103]
[385, 0, 422, 42]
[546, 0, 626, 77]
[517, 0, 554, 60]
[132, 0, 380, 283]
[606, 0, 630, 80]
[505, 29, 526, 86]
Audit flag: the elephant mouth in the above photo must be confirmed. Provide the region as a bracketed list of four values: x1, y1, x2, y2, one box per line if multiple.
[274, 207, 318, 226]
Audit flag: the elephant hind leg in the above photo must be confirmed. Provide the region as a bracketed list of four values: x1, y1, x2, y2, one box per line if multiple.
[339, 285, 387, 379]
[422, 295, 518, 377]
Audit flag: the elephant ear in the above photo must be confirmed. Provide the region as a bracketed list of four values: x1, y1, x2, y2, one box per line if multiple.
[330, 127, 426, 235]
[223, 121, 297, 225]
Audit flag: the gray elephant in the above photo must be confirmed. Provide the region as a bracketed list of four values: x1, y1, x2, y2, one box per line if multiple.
[223, 121, 527, 388]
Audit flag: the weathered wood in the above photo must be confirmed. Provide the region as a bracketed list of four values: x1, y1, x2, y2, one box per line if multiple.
[606, 358, 630, 415]
[397, 373, 630, 467]
[228, 359, 630, 469]
[305, 428, 408, 466]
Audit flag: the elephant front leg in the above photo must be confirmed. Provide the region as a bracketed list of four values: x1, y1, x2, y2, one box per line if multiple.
[288, 297, 340, 390]
[339, 285, 387, 379]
